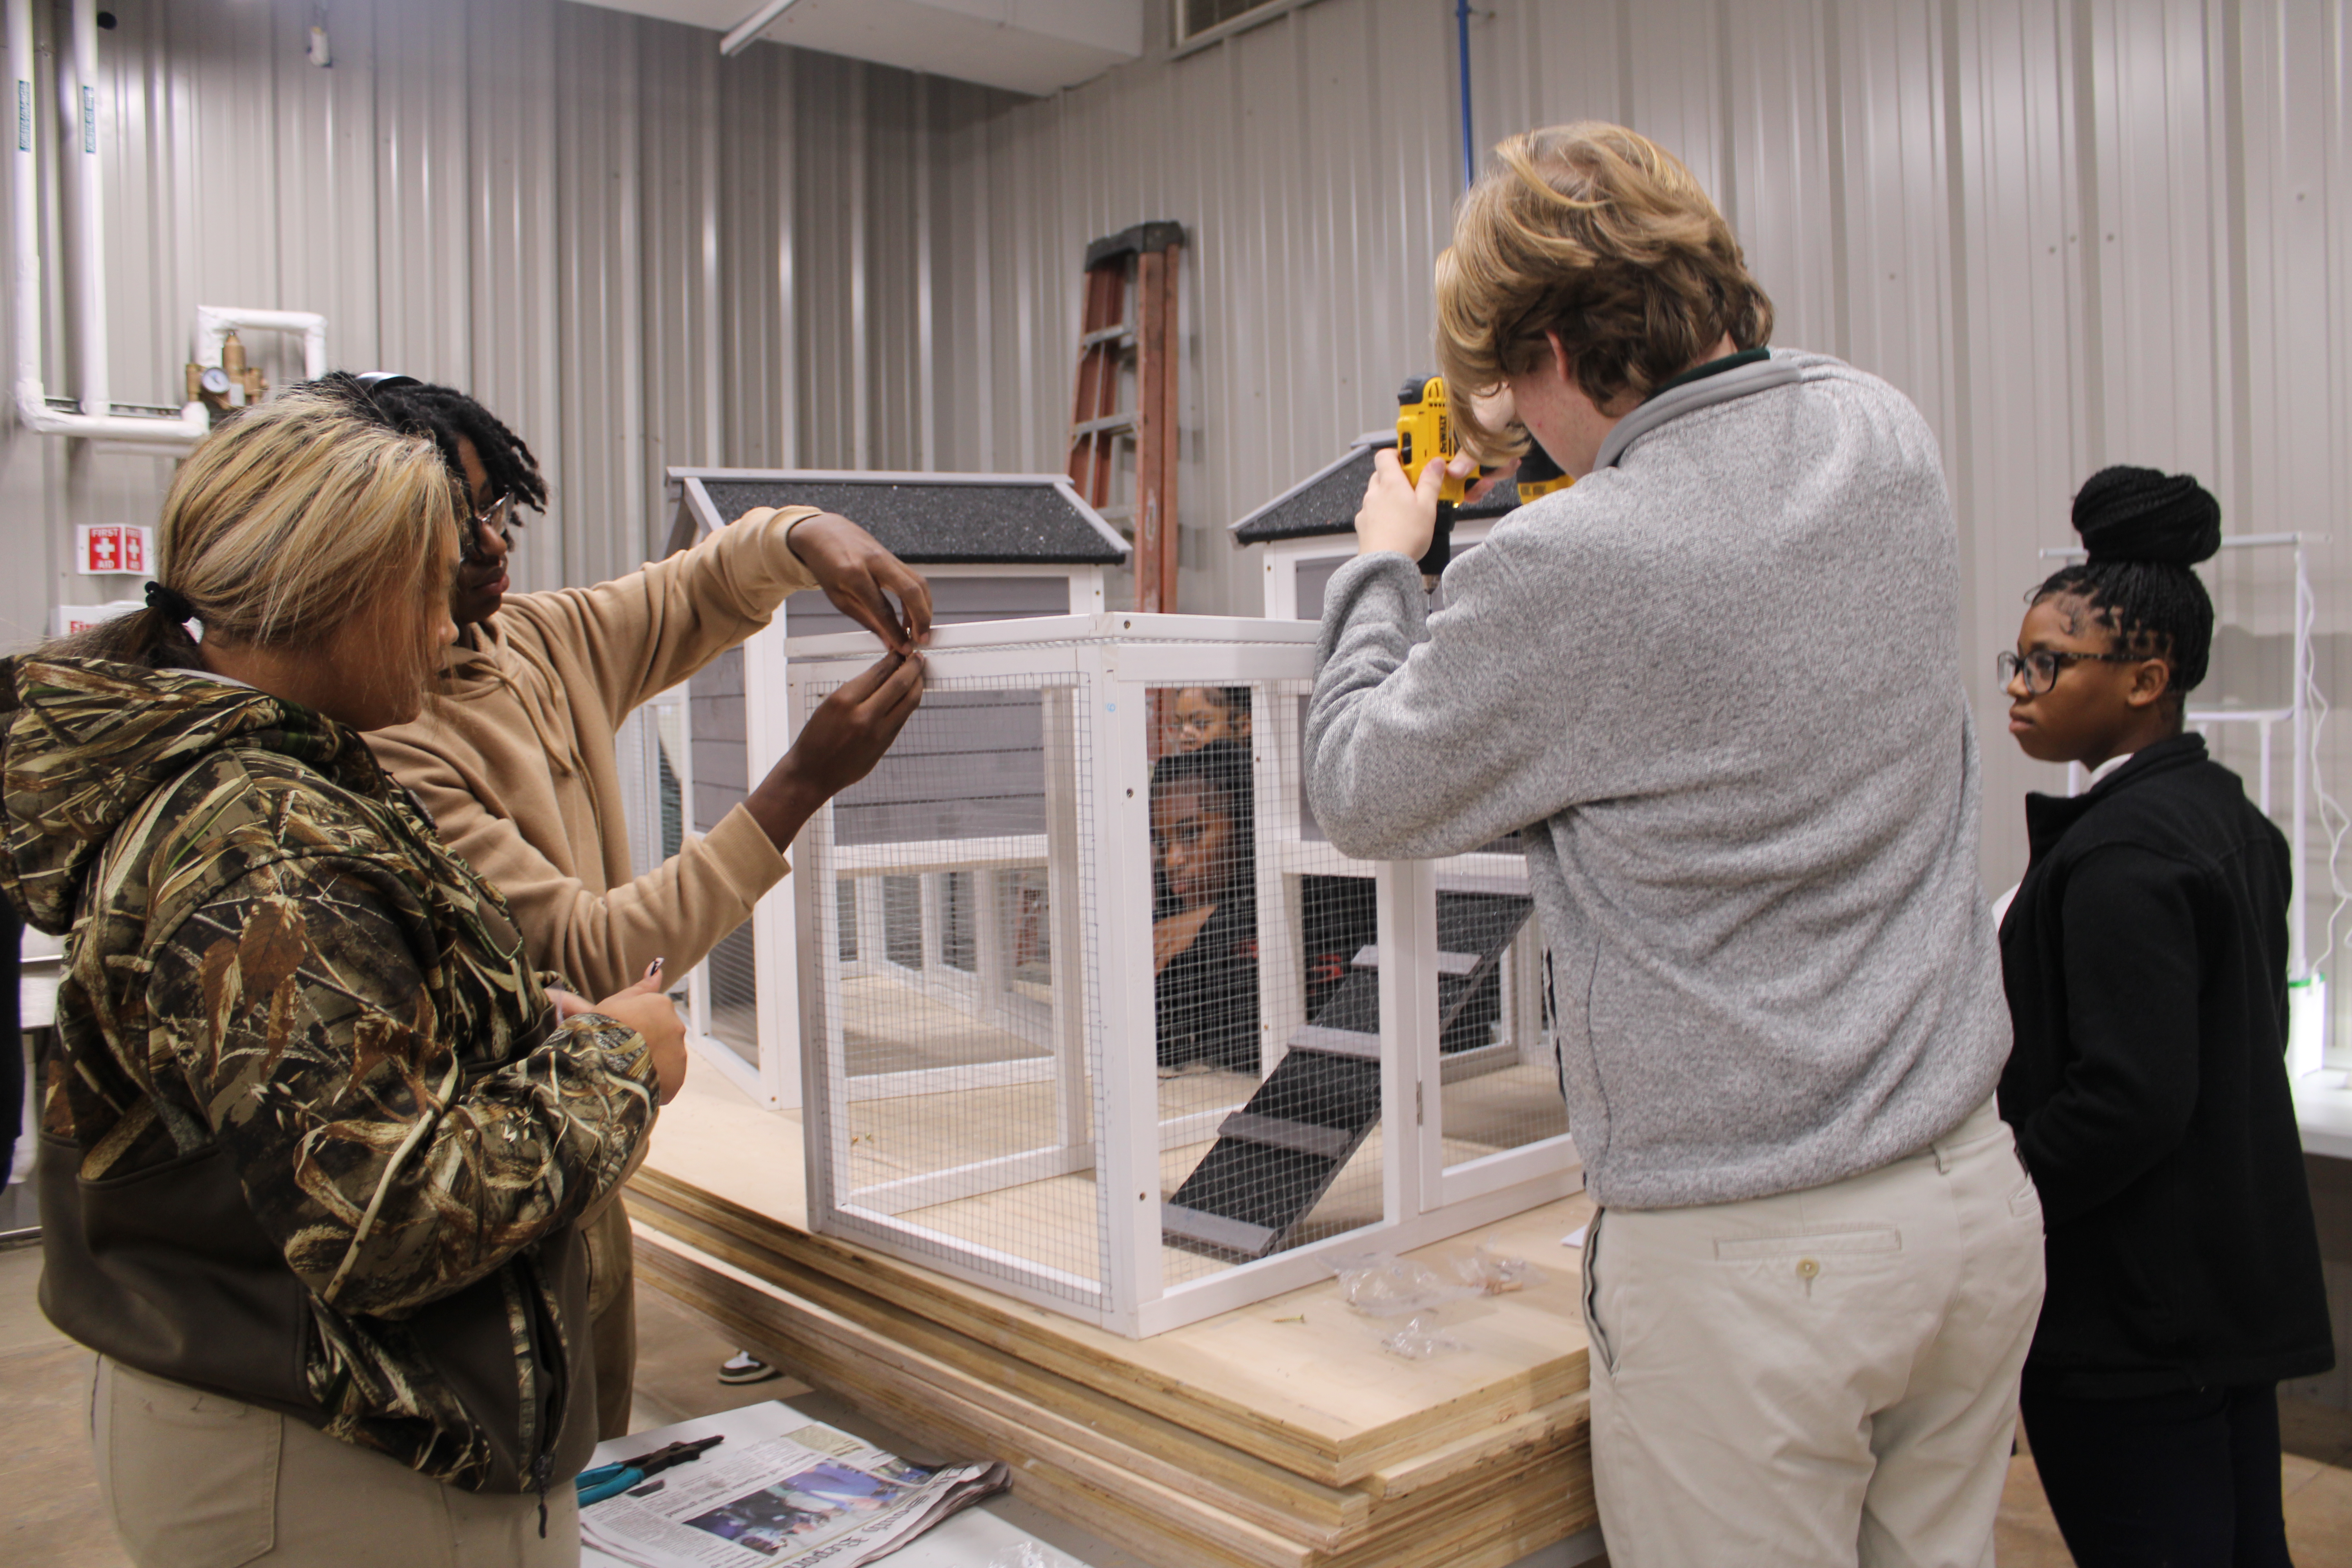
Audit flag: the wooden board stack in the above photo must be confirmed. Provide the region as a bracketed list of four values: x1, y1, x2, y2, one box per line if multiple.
[626, 1087, 1598, 1568]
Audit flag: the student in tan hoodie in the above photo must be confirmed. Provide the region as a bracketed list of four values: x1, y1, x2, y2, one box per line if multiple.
[354, 376, 929, 1437]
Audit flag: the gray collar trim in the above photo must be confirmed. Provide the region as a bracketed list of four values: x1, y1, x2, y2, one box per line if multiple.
[1593, 353, 1805, 470]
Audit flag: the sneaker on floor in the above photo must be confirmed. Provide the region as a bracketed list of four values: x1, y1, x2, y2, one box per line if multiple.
[717, 1351, 781, 1386]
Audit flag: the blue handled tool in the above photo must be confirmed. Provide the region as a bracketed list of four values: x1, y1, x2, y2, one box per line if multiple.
[575, 1434, 725, 1506]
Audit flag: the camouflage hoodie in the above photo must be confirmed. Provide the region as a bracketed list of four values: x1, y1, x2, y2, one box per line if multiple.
[0, 655, 657, 1489]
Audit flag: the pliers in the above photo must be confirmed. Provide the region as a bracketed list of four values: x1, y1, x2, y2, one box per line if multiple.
[575, 1434, 726, 1506]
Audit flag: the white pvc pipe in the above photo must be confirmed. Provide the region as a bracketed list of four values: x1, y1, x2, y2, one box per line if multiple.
[66, 0, 101, 416]
[5, 1, 321, 450]
[192, 305, 328, 382]
[8, 0, 203, 448]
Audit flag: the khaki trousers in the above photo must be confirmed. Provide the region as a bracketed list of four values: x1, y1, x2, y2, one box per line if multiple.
[91, 1357, 581, 1568]
[1583, 1097, 2045, 1568]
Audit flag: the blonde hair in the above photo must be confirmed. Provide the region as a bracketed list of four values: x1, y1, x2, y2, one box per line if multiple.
[46, 388, 457, 714]
[1436, 123, 1773, 452]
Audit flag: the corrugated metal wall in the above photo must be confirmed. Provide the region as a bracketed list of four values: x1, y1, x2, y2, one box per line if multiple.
[0, 0, 1050, 621]
[1015, 0, 2352, 1008]
[1031, 0, 2349, 897]
[3, 0, 2347, 949]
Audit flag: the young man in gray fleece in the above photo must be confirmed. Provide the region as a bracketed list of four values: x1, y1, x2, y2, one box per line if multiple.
[1308, 123, 2044, 1568]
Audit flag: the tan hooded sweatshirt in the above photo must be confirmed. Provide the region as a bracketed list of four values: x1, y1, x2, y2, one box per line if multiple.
[366, 506, 819, 998]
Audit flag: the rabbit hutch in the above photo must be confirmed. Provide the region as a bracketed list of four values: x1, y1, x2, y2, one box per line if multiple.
[779, 613, 1581, 1338]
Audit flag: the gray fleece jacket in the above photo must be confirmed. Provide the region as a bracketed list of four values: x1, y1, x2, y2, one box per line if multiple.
[1308, 348, 2009, 1210]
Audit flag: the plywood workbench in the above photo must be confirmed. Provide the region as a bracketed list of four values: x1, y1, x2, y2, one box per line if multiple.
[628, 1067, 1600, 1567]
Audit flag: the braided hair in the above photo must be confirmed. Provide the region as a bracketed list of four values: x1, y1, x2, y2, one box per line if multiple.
[2029, 465, 2221, 711]
[312, 373, 548, 517]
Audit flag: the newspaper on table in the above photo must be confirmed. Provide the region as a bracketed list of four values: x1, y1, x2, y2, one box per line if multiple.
[580, 1401, 1009, 1568]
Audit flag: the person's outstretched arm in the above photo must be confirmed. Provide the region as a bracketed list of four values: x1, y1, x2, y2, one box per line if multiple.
[519, 507, 931, 725]
[377, 648, 925, 998]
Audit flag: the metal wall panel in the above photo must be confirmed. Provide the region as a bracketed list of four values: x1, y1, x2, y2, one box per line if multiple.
[1031, 0, 2349, 917]
[2, 0, 2347, 971]
[875, 0, 2347, 993]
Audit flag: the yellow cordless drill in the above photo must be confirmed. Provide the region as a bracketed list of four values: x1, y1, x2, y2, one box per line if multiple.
[1395, 374, 1465, 576]
[1396, 375, 1574, 575]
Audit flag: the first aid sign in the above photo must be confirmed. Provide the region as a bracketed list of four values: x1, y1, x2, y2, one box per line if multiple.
[76, 524, 152, 576]
[50, 601, 144, 637]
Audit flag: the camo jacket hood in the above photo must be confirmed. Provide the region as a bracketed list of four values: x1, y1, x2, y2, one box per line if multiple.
[0, 657, 358, 935]
[0, 655, 657, 1489]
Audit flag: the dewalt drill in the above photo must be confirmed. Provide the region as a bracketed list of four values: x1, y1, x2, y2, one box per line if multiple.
[1395, 374, 1466, 578]
[1396, 374, 1572, 578]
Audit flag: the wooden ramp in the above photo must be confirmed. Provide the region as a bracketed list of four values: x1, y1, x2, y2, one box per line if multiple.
[626, 1079, 1597, 1568]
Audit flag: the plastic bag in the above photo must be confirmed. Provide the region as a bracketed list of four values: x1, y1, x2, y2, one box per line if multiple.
[1454, 1244, 1548, 1295]
[1380, 1313, 1469, 1359]
[1328, 1252, 1480, 1316]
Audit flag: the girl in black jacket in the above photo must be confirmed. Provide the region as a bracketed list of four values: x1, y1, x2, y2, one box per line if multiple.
[1997, 466, 2333, 1567]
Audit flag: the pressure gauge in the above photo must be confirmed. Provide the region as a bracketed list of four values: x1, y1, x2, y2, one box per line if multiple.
[199, 367, 232, 397]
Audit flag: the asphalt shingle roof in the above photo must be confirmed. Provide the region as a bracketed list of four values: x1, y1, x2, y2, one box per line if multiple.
[677, 472, 1128, 565]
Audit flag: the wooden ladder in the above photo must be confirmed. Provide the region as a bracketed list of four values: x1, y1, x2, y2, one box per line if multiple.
[1067, 221, 1184, 612]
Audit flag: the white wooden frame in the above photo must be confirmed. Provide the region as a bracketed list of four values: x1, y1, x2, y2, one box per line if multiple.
[828, 842, 1061, 1101]
[666, 462, 1118, 1109]
[786, 614, 1583, 1338]
[674, 563, 1110, 1111]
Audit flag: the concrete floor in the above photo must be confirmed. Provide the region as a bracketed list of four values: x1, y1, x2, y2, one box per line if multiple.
[6, 1237, 2352, 1566]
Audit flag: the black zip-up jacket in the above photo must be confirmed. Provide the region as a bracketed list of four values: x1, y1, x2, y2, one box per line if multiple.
[1998, 733, 2332, 1397]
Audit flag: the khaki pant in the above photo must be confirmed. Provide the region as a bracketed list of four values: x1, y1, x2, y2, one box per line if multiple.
[1583, 1097, 2045, 1568]
[91, 1357, 581, 1568]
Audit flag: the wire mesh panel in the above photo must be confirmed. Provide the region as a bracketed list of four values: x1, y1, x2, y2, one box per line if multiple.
[1155, 679, 1389, 1279]
[615, 698, 672, 882]
[615, 694, 691, 901]
[690, 649, 760, 1067]
[1430, 837, 1568, 1173]
[803, 671, 1105, 1303]
[787, 615, 1583, 1336]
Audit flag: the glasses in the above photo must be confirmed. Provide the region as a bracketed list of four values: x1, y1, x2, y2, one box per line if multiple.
[458, 492, 515, 566]
[1997, 648, 2141, 695]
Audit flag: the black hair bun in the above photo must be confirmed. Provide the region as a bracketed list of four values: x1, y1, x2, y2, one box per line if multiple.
[2072, 465, 2221, 566]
